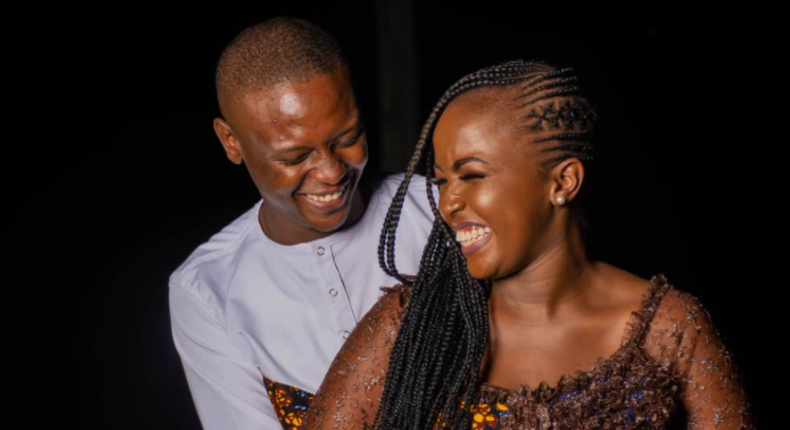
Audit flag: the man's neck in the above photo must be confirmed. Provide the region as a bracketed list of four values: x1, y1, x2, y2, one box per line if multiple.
[258, 185, 368, 246]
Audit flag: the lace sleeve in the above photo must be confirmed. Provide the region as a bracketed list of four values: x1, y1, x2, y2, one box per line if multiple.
[303, 284, 410, 430]
[644, 287, 755, 429]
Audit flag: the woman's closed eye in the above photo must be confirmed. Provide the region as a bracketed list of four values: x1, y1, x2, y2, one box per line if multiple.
[430, 174, 485, 186]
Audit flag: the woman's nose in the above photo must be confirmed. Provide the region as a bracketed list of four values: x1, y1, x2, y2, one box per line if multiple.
[440, 192, 465, 220]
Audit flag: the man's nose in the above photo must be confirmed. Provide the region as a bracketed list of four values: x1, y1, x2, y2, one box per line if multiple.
[311, 150, 347, 185]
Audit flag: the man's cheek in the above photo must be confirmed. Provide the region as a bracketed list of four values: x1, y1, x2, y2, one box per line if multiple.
[353, 147, 369, 169]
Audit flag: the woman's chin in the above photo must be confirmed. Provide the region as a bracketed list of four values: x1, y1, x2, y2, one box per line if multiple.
[466, 262, 495, 281]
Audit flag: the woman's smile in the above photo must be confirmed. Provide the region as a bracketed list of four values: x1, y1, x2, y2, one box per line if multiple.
[453, 224, 493, 255]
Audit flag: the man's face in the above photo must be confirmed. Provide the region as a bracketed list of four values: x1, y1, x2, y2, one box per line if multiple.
[213, 67, 368, 244]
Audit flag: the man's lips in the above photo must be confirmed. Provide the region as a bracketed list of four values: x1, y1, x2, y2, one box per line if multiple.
[297, 177, 352, 197]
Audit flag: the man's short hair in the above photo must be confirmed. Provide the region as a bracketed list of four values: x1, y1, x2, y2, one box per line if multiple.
[215, 17, 349, 118]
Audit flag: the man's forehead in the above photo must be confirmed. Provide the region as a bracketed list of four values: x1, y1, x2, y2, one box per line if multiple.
[241, 103, 362, 152]
[238, 77, 356, 121]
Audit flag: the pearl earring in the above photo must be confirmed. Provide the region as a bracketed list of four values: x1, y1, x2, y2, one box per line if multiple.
[555, 195, 566, 205]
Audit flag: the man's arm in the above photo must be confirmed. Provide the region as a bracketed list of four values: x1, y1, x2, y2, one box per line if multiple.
[169, 283, 282, 430]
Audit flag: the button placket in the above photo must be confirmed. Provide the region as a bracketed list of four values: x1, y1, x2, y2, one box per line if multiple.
[314, 244, 354, 341]
[327, 244, 358, 341]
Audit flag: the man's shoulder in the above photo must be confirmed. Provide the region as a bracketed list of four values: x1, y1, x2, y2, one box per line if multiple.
[362, 173, 436, 243]
[372, 172, 436, 205]
[169, 200, 262, 296]
[381, 171, 429, 190]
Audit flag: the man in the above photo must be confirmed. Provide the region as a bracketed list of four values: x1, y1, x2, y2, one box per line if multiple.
[168, 17, 435, 430]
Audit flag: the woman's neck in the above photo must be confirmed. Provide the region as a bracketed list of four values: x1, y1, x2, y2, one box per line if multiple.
[490, 224, 597, 326]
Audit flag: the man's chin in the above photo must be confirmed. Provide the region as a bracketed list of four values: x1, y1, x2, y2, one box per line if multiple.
[307, 210, 350, 234]
[300, 182, 364, 233]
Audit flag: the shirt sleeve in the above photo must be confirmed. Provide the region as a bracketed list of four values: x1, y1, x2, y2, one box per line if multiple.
[644, 288, 756, 429]
[303, 284, 410, 430]
[169, 283, 283, 430]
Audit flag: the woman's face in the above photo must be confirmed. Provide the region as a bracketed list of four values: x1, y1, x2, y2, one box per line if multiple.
[432, 91, 557, 280]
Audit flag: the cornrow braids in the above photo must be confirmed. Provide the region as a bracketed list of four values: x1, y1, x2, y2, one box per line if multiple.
[373, 59, 599, 430]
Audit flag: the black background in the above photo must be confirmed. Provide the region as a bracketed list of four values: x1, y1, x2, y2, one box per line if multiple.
[42, 4, 770, 428]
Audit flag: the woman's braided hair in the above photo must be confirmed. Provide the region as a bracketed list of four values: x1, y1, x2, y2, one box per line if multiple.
[375, 59, 598, 429]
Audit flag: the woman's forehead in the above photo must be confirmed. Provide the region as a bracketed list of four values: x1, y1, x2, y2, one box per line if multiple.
[434, 94, 536, 163]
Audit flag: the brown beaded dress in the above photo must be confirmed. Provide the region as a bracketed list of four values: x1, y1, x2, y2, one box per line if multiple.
[301, 274, 755, 429]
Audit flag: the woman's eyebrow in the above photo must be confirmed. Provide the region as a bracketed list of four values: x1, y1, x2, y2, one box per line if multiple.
[434, 156, 490, 172]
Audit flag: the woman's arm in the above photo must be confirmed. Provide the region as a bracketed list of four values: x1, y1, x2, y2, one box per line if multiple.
[648, 288, 756, 429]
[304, 284, 410, 430]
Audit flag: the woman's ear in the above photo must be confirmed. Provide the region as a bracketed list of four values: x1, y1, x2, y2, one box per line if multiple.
[550, 158, 584, 205]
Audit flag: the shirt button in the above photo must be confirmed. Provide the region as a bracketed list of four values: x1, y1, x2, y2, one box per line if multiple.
[316, 246, 325, 256]
[329, 288, 338, 297]
[342, 330, 351, 339]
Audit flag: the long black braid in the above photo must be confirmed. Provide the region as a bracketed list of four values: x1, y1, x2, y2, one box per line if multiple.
[374, 59, 598, 430]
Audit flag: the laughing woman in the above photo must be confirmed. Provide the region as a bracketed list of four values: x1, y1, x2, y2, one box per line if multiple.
[303, 60, 755, 430]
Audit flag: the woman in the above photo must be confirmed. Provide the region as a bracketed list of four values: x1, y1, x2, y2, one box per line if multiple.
[303, 60, 755, 429]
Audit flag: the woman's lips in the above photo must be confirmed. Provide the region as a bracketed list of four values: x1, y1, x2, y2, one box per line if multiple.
[459, 229, 492, 256]
[452, 223, 492, 256]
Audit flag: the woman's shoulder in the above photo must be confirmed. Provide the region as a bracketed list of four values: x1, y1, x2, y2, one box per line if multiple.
[335, 279, 414, 353]
[632, 275, 737, 373]
[646, 274, 710, 327]
[590, 265, 709, 348]
[607, 269, 708, 336]
[591, 264, 694, 314]
[376, 275, 415, 316]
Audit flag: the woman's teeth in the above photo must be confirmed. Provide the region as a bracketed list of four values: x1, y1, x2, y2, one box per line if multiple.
[456, 226, 491, 247]
[304, 186, 346, 202]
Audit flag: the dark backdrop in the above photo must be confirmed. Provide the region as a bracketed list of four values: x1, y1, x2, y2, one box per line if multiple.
[42, 4, 768, 428]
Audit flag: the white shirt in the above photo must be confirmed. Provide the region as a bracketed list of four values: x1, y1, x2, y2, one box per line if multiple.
[169, 173, 436, 430]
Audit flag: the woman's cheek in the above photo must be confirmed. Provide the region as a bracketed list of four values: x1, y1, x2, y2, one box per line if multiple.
[472, 183, 498, 217]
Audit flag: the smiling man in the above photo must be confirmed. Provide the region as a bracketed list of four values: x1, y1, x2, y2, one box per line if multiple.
[168, 17, 435, 430]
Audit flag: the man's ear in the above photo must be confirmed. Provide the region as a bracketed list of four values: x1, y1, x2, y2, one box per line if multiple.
[213, 117, 244, 165]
